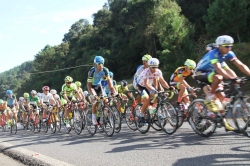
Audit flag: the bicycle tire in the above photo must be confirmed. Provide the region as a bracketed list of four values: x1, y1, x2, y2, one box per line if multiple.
[81, 110, 86, 131]
[34, 114, 41, 132]
[103, 106, 115, 137]
[73, 109, 83, 135]
[10, 118, 17, 134]
[111, 106, 121, 133]
[50, 113, 57, 133]
[157, 101, 178, 135]
[125, 105, 137, 131]
[86, 108, 97, 136]
[232, 98, 250, 137]
[188, 98, 217, 137]
[134, 104, 150, 134]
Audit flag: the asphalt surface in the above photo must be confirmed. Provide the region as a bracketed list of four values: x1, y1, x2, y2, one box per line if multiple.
[0, 122, 250, 166]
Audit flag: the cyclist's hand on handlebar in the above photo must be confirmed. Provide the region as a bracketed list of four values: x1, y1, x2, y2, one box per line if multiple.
[168, 86, 175, 91]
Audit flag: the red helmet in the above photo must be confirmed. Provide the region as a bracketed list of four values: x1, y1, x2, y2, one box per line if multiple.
[42, 86, 50, 91]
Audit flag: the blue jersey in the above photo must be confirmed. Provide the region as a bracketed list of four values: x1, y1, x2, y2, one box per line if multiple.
[87, 67, 110, 86]
[196, 48, 237, 72]
[6, 96, 16, 106]
[102, 80, 116, 94]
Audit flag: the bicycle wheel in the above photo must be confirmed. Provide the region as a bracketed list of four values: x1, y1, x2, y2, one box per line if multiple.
[61, 113, 71, 134]
[103, 106, 115, 137]
[1, 115, 7, 132]
[125, 105, 137, 131]
[81, 110, 86, 131]
[157, 101, 178, 135]
[10, 118, 17, 134]
[86, 108, 97, 136]
[33, 114, 41, 132]
[188, 98, 216, 137]
[111, 106, 121, 133]
[134, 104, 150, 134]
[50, 113, 56, 133]
[232, 98, 250, 137]
[41, 118, 48, 133]
[177, 108, 185, 128]
[73, 109, 83, 135]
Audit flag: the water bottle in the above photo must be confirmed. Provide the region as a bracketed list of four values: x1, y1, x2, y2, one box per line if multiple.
[69, 112, 72, 119]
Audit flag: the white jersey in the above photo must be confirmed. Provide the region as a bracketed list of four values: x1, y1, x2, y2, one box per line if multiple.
[40, 93, 53, 103]
[137, 68, 162, 87]
[133, 65, 145, 89]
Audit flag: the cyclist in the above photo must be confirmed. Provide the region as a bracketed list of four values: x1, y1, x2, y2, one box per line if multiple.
[87, 55, 116, 125]
[136, 58, 173, 117]
[0, 99, 7, 127]
[40, 86, 56, 122]
[75, 81, 85, 101]
[133, 54, 152, 104]
[83, 90, 92, 104]
[50, 89, 62, 107]
[102, 71, 117, 96]
[28, 90, 40, 122]
[170, 59, 196, 110]
[60, 76, 81, 128]
[21, 92, 30, 126]
[115, 80, 134, 114]
[5, 90, 19, 127]
[194, 35, 250, 130]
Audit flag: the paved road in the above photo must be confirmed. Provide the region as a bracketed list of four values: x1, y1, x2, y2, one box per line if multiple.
[0, 122, 250, 166]
[0, 153, 24, 166]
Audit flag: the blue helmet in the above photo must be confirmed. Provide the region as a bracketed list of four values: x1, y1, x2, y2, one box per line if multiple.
[6, 90, 13, 95]
[94, 56, 105, 64]
[109, 71, 114, 77]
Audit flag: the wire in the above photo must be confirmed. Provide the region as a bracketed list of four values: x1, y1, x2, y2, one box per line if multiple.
[0, 64, 93, 78]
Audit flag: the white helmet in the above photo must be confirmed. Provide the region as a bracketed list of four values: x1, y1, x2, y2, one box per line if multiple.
[148, 58, 159, 67]
[31, 90, 37, 95]
[19, 97, 24, 101]
[215, 35, 234, 46]
[50, 89, 57, 94]
[83, 91, 89, 97]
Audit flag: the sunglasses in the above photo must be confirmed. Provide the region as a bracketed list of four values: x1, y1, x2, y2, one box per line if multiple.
[150, 66, 158, 68]
[221, 44, 232, 48]
[97, 63, 103, 65]
[66, 82, 72, 84]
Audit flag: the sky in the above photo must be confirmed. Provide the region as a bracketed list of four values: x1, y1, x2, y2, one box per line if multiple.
[0, 0, 107, 73]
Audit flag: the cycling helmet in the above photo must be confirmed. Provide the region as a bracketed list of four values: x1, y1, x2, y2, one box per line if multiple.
[109, 71, 114, 77]
[215, 35, 234, 46]
[83, 91, 89, 97]
[6, 90, 13, 95]
[94, 56, 105, 64]
[19, 97, 24, 101]
[64, 76, 73, 82]
[50, 89, 57, 94]
[121, 80, 128, 87]
[184, 59, 196, 69]
[75, 81, 81, 87]
[142, 54, 152, 61]
[42, 86, 50, 91]
[206, 43, 217, 52]
[148, 58, 159, 67]
[0, 99, 4, 104]
[24, 92, 29, 98]
[31, 90, 37, 95]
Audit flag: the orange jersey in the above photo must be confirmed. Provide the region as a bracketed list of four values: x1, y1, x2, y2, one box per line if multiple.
[171, 66, 192, 82]
[0, 103, 6, 111]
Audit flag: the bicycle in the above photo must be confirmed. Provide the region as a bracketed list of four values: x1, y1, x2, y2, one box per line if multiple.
[29, 106, 41, 133]
[8, 109, 17, 134]
[86, 95, 115, 137]
[134, 90, 178, 134]
[73, 100, 86, 135]
[41, 104, 56, 133]
[188, 78, 248, 137]
[176, 88, 201, 128]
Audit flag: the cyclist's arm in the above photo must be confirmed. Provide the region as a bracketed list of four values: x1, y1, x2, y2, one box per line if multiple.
[144, 78, 156, 92]
[213, 62, 235, 79]
[107, 78, 116, 94]
[232, 59, 250, 76]
[159, 77, 170, 89]
[87, 82, 97, 96]
[179, 76, 191, 88]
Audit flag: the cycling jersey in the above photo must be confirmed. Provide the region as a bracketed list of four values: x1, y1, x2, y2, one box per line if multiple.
[87, 67, 109, 85]
[137, 68, 162, 87]
[61, 83, 77, 97]
[40, 93, 53, 103]
[0, 101, 7, 111]
[6, 96, 16, 107]
[102, 80, 117, 94]
[28, 96, 39, 105]
[170, 66, 192, 82]
[195, 48, 237, 72]
[116, 85, 128, 94]
[133, 65, 145, 89]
